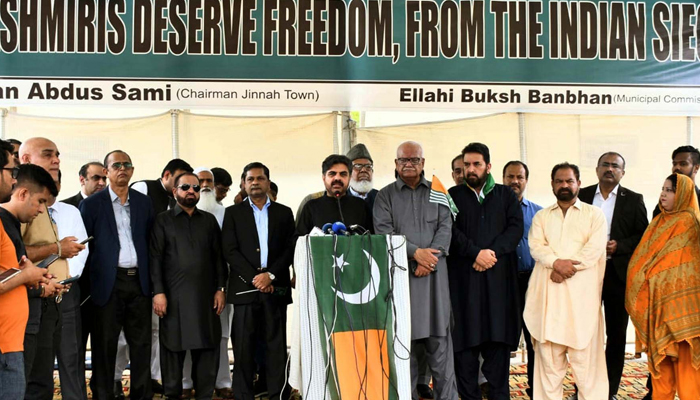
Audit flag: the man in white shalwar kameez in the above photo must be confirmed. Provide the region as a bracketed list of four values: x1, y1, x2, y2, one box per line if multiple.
[524, 163, 608, 400]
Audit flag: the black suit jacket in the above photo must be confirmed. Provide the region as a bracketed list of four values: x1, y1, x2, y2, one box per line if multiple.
[61, 192, 84, 208]
[579, 185, 648, 282]
[80, 187, 155, 306]
[222, 200, 296, 305]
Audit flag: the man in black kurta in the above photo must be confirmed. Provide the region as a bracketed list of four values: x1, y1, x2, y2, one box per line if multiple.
[447, 143, 523, 400]
[150, 173, 228, 400]
[296, 154, 373, 236]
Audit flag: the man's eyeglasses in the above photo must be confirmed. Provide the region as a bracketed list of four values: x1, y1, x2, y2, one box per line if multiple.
[177, 184, 201, 192]
[110, 162, 133, 170]
[353, 163, 373, 172]
[1, 167, 19, 179]
[397, 157, 422, 165]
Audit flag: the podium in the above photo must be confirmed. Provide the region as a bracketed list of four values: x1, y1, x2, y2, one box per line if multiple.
[289, 234, 411, 400]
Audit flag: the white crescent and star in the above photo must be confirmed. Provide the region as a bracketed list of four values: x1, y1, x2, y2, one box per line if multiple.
[331, 251, 381, 305]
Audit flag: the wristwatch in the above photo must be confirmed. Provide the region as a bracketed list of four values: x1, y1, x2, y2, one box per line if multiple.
[217, 287, 226, 293]
[267, 272, 276, 281]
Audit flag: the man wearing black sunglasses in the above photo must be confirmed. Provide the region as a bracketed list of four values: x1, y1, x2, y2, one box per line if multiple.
[151, 172, 227, 400]
[79, 150, 155, 400]
[130, 158, 193, 394]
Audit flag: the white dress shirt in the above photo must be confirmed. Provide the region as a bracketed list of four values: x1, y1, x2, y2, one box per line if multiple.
[592, 184, 618, 241]
[49, 201, 90, 277]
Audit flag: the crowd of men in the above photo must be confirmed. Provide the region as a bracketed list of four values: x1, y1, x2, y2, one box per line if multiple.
[0, 136, 694, 400]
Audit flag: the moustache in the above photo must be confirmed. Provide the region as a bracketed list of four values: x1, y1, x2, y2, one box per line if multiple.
[332, 180, 343, 186]
[510, 183, 521, 189]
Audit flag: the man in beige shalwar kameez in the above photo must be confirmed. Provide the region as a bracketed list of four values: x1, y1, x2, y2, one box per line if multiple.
[524, 163, 609, 400]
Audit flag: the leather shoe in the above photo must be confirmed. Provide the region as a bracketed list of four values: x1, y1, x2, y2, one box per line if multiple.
[113, 380, 125, 400]
[214, 387, 235, 399]
[181, 388, 194, 399]
[152, 379, 164, 394]
[416, 383, 434, 399]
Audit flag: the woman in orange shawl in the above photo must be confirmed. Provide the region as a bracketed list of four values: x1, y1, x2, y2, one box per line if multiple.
[626, 173, 700, 399]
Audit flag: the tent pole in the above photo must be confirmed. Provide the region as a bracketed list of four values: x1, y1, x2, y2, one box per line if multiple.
[170, 109, 180, 158]
[0, 108, 6, 140]
[333, 112, 340, 153]
[340, 111, 355, 154]
[688, 116, 694, 145]
[518, 112, 527, 162]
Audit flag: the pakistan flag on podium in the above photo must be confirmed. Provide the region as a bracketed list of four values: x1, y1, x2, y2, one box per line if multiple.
[290, 231, 411, 400]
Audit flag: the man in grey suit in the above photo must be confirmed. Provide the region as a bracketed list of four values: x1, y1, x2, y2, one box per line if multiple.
[373, 141, 457, 400]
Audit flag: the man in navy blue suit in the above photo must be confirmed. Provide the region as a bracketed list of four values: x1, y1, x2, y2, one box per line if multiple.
[80, 150, 155, 400]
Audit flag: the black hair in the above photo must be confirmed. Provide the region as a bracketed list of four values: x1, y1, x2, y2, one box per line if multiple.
[503, 160, 530, 179]
[15, 164, 58, 197]
[173, 172, 199, 188]
[0, 140, 14, 168]
[551, 162, 580, 181]
[451, 154, 462, 171]
[672, 145, 700, 166]
[270, 181, 278, 193]
[103, 150, 131, 168]
[461, 142, 491, 164]
[596, 152, 626, 169]
[243, 162, 270, 180]
[322, 154, 352, 174]
[211, 167, 233, 187]
[7, 139, 21, 146]
[161, 159, 193, 178]
[667, 174, 678, 192]
[79, 162, 105, 178]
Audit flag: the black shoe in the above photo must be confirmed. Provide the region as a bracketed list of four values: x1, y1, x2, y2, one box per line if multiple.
[113, 380, 125, 400]
[416, 384, 434, 399]
[152, 379, 164, 394]
[254, 377, 268, 398]
[480, 383, 489, 399]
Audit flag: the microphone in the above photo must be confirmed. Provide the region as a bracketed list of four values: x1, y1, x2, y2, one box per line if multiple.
[321, 223, 334, 234]
[349, 224, 368, 234]
[332, 221, 349, 236]
[334, 193, 346, 224]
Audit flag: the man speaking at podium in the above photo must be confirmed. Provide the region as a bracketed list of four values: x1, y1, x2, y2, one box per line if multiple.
[374, 141, 458, 400]
[296, 154, 373, 236]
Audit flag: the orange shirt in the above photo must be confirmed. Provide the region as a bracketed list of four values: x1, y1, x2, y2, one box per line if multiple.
[0, 220, 28, 353]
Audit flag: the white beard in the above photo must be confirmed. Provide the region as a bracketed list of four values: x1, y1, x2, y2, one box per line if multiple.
[349, 178, 373, 194]
[197, 190, 221, 214]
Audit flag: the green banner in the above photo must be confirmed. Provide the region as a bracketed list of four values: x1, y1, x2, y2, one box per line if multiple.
[0, 0, 698, 84]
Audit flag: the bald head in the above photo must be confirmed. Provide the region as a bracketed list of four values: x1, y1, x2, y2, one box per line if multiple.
[19, 137, 60, 181]
[396, 141, 424, 158]
[395, 141, 425, 186]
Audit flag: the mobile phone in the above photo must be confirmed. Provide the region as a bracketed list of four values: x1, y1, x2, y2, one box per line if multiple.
[36, 254, 60, 269]
[79, 236, 94, 245]
[0, 268, 21, 283]
[59, 275, 80, 285]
